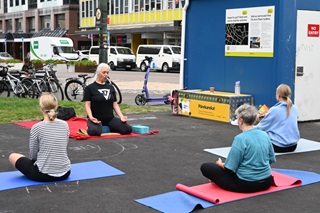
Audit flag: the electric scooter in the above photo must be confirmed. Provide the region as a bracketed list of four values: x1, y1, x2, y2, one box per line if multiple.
[135, 56, 171, 106]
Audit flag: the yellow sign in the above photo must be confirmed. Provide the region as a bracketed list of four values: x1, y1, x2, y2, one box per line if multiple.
[179, 99, 230, 122]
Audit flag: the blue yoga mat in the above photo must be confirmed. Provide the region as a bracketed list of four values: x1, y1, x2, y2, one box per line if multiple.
[0, 160, 125, 191]
[135, 169, 320, 213]
[204, 138, 320, 159]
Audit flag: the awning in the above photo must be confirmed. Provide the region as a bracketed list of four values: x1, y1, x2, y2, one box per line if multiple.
[0, 32, 33, 42]
[75, 22, 181, 35]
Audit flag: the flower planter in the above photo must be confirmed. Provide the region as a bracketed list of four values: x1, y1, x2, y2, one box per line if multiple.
[75, 65, 97, 73]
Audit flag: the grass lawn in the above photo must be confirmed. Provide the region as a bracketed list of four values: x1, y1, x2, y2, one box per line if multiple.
[0, 97, 170, 124]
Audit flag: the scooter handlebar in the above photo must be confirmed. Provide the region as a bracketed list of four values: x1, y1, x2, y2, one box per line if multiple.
[143, 56, 153, 64]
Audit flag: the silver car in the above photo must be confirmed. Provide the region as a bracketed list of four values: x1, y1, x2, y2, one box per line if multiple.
[0, 52, 14, 61]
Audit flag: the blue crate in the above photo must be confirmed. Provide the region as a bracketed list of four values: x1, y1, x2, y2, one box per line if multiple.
[132, 125, 149, 134]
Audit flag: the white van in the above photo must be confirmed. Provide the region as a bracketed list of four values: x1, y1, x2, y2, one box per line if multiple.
[89, 46, 136, 71]
[30, 37, 79, 61]
[136, 45, 181, 72]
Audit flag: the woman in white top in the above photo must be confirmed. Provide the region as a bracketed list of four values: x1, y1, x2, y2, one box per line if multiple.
[9, 93, 71, 182]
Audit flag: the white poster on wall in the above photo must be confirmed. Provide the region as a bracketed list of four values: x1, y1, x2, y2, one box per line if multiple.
[225, 6, 275, 57]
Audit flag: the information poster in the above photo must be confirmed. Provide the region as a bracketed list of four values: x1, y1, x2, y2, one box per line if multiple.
[225, 6, 275, 57]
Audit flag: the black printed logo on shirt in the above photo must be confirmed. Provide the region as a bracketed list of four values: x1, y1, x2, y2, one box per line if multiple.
[98, 89, 111, 100]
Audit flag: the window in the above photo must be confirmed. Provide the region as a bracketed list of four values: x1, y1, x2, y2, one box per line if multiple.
[134, 0, 139, 12]
[116, 47, 133, 55]
[110, 48, 116, 54]
[163, 47, 172, 54]
[85, 1, 89, 17]
[172, 47, 181, 54]
[89, 1, 93, 17]
[114, 0, 120, 14]
[29, 0, 37, 9]
[15, 0, 19, 6]
[41, 15, 51, 29]
[81, 2, 85, 17]
[90, 47, 99, 54]
[22, 0, 25, 5]
[10, 0, 13, 7]
[28, 17, 35, 33]
[5, 19, 12, 32]
[138, 46, 161, 55]
[56, 14, 65, 28]
[124, 0, 129, 13]
[15, 18, 23, 32]
[155, 0, 161, 10]
[63, 0, 79, 4]
[93, 0, 97, 12]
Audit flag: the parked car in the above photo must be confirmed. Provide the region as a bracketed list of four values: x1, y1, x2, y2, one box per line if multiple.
[0, 52, 14, 61]
[89, 46, 136, 71]
[136, 45, 181, 72]
[77, 50, 89, 60]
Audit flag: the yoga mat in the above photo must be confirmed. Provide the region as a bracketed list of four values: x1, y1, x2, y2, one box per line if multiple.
[0, 160, 125, 191]
[176, 171, 302, 204]
[136, 191, 215, 213]
[14, 117, 159, 140]
[204, 138, 320, 158]
[135, 169, 320, 212]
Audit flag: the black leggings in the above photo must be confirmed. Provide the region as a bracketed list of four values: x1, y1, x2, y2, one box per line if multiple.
[200, 163, 272, 193]
[16, 157, 70, 182]
[87, 117, 132, 136]
[272, 143, 297, 153]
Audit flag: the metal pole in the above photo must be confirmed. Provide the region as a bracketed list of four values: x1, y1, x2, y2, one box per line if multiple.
[22, 37, 25, 63]
[99, 0, 108, 64]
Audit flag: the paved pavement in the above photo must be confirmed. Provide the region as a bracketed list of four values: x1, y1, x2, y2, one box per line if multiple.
[56, 70, 179, 107]
[0, 112, 319, 213]
[2, 68, 319, 213]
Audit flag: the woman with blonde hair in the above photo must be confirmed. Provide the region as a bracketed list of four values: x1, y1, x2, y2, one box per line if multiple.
[9, 93, 71, 182]
[255, 84, 300, 153]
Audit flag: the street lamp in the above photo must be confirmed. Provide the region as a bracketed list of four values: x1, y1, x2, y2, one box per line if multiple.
[97, 0, 108, 64]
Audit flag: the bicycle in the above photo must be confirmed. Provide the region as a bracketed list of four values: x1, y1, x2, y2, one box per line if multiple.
[14, 63, 63, 100]
[33, 64, 64, 100]
[0, 65, 36, 98]
[64, 72, 122, 104]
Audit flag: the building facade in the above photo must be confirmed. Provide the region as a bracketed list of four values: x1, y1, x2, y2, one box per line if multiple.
[0, 0, 184, 60]
[77, 0, 184, 53]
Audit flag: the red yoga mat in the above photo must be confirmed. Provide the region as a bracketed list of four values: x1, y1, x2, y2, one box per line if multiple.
[176, 171, 302, 204]
[14, 117, 159, 140]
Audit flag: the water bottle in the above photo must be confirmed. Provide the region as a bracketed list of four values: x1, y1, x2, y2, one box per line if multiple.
[235, 81, 240, 95]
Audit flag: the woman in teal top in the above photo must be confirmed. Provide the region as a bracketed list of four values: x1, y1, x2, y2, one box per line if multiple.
[201, 104, 276, 193]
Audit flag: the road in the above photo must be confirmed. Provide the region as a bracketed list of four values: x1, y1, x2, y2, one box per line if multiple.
[56, 70, 180, 106]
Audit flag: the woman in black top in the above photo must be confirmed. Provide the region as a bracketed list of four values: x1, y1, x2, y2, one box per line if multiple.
[83, 63, 132, 136]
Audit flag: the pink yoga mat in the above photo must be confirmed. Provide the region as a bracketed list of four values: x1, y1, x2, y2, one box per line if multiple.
[176, 171, 302, 204]
[14, 117, 159, 140]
